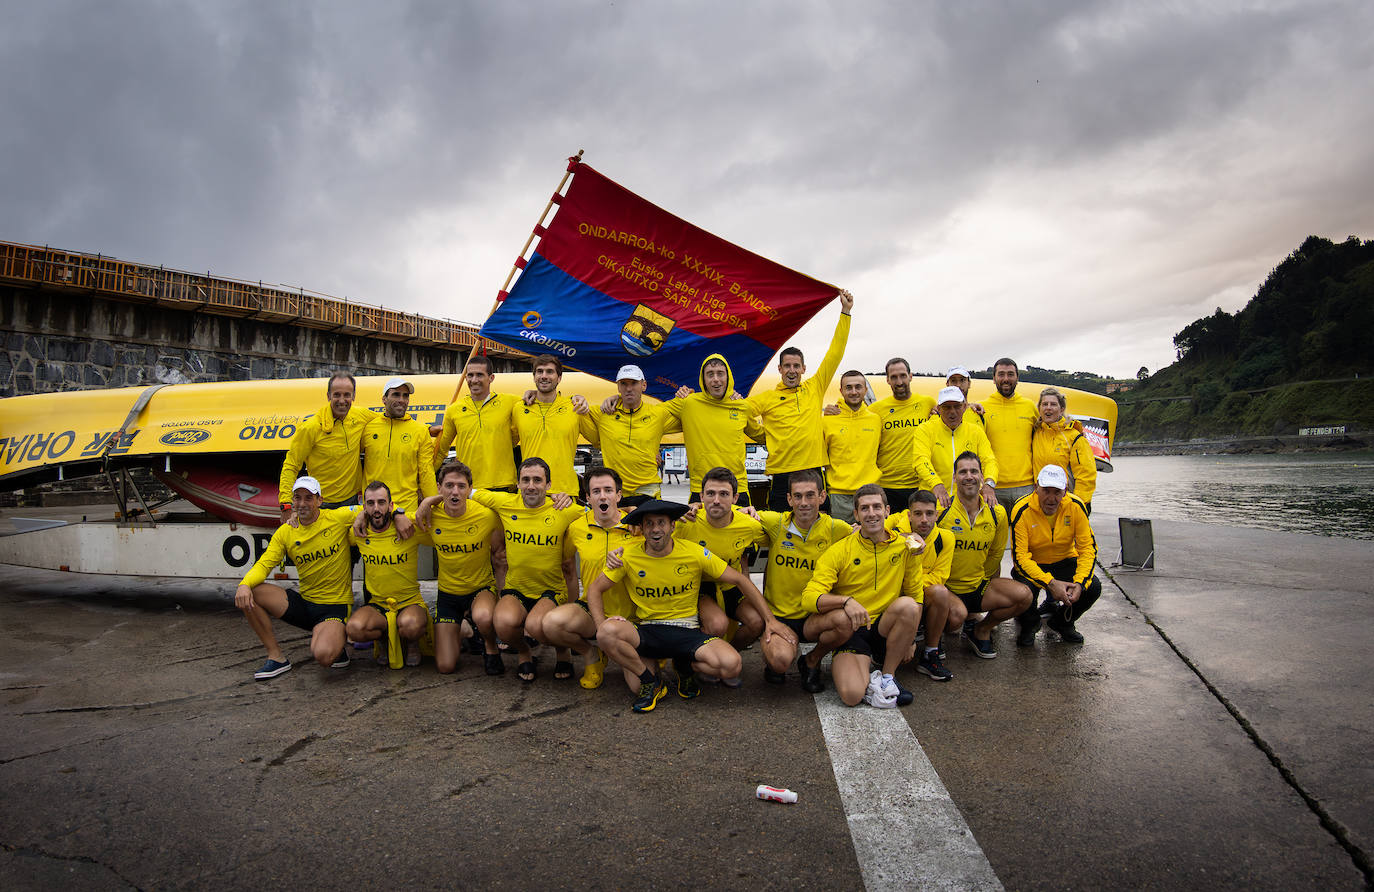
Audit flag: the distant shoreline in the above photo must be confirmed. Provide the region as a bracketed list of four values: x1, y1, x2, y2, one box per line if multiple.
[1114, 434, 1370, 457]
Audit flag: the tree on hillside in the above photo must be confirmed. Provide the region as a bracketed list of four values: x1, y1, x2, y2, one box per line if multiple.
[1137, 366, 1149, 380]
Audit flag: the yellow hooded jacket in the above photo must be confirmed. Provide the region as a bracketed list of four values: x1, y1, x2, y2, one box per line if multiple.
[912, 417, 1000, 493]
[1032, 418, 1097, 505]
[664, 354, 764, 494]
[277, 404, 374, 504]
[747, 311, 851, 474]
[1009, 492, 1096, 588]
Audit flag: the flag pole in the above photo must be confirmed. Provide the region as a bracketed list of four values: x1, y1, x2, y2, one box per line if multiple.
[450, 148, 585, 403]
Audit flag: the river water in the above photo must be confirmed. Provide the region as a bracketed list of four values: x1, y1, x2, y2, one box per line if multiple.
[1093, 452, 1374, 541]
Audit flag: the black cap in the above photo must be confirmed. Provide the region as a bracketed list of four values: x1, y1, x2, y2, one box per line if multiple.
[621, 499, 690, 526]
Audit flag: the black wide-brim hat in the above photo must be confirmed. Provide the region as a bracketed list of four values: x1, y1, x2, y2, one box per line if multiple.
[621, 499, 690, 526]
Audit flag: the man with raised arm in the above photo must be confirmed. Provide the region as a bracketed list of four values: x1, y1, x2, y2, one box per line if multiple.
[363, 377, 437, 516]
[345, 481, 428, 668]
[673, 466, 769, 686]
[800, 484, 924, 708]
[1010, 465, 1103, 645]
[748, 290, 854, 511]
[234, 476, 357, 679]
[821, 369, 882, 523]
[540, 466, 640, 689]
[432, 355, 520, 492]
[912, 386, 999, 510]
[936, 452, 1033, 653]
[581, 365, 680, 506]
[588, 499, 785, 713]
[871, 357, 935, 512]
[755, 469, 854, 691]
[278, 371, 373, 520]
[982, 358, 1039, 513]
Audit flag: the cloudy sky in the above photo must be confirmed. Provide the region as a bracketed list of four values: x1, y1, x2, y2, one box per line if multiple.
[3, 0, 1371, 378]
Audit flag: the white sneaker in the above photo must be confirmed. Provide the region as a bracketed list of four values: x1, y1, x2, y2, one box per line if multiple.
[878, 673, 900, 700]
[863, 670, 896, 708]
[405, 642, 421, 667]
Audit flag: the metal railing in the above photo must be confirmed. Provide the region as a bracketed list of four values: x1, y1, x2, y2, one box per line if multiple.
[0, 239, 520, 354]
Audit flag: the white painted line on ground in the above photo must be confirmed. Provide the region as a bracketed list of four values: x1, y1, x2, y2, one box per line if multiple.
[815, 692, 1002, 891]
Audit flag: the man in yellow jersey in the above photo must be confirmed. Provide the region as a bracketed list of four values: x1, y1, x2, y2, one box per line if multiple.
[234, 476, 357, 679]
[982, 358, 1038, 513]
[748, 289, 854, 511]
[465, 457, 581, 681]
[278, 371, 373, 519]
[589, 500, 777, 713]
[871, 358, 936, 511]
[885, 489, 956, 682]
[344, 481, 428, 668]
[800, 484, 924, 708]
[1010, 465, 1102, 645]
[432, 356, 520, 491]
[674, 467, 778, 686]
[665, 353, 765, 506]
[363, 377, 437, 516]
[422, 460, 504, 675]
[541, 467, 640, 689]
[936, 452, 1032, 655]
[913, 386, 999, 510]
[754, 469, 854, 691]
[822, 370, 881, 523]
[581, 365, 679, 506]
[516, 354, 588, 496]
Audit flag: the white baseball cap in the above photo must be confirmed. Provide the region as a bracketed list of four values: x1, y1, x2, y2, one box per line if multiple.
[945, 366, 970, 380]
[616, 364, 646, 382]
[293, 476, 322, 496]
[937, 386, 965, 405]
[383, 376, 414, 395]
[1037, 465, 1069, 489]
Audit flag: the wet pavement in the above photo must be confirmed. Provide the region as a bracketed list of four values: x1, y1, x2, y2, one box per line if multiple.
[0, 500, 1369, 889]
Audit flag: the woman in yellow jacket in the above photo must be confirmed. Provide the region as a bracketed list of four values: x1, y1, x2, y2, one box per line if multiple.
[1030, 387, 1097, 512]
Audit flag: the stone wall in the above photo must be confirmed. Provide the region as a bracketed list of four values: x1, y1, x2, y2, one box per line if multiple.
[0, 285, 522, 397]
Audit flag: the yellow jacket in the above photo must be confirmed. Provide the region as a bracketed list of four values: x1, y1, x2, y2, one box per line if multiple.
[665, 353, 763, 493]
[1009, 492, 1096, 587]
[240, 508, 356, 604]
[748, 312, 850, 473]
[513, 394, 582, 495]
[581, 398, 680, 491]
[277, 404, 374, 504]
[362, 414, 438, 514]
[936, 498, 1008, 591]
[981, 391, 1037, 488]
[1032, 418, 1097, 504]
[800, 530, 924, 615]
[912, 418, 1000, 492]
[822, 403, 881, 493]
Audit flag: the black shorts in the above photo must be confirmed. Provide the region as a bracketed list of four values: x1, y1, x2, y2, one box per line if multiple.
[503, 588, 559, 612]
[699, 581, 744, 618]
[950, 578, 993, 614]
[279, 589, 349, 632]
[635, 623, 718, 660]
[836, 623, 887, 660]
[774, 615, 813, 643]
[436, 588, 491, 623]
[882, 487, 918, 513]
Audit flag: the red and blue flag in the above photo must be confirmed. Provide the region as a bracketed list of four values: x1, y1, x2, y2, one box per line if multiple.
[478, 160, 838, 400]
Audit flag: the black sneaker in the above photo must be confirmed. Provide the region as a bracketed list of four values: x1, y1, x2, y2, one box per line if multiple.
[1048, 611, 1084, 643]
[962, 618, 978, 639]
[331, 649, 350, 668]
[763, 666, 787, 685]
[465, 627, 486, 656]
[632, 676, 666, 712]
[916, 650, 953, 682]
[967, 633, 997, 659]
[797, 652, 824, 693]
[677, 672, 701, 699]
[1016, 615, 1040, 647]
[254, 658, 291, 680]
[894, 678, 914, 707]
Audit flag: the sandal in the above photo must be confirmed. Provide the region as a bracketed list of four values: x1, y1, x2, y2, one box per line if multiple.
[517, 660, 536, 682]
[484, 653, 505, 676]
[554, 660, 574, 680]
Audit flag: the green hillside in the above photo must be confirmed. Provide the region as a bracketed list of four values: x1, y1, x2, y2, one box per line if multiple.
[1117, 235, 1374, 442]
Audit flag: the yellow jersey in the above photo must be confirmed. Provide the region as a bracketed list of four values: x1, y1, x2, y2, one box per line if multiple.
[564, 509, 639, 618]
[351, 523, 423, 609]
[362, 414, 438, 514]
[936, 498, 1009, 592]
[673, 507, 763, 572]
[602, 540, 730, 623]
[434, 393, 519, 489]
[870, 394, 935, 489]
[884, 512, 954, 590]
[240, 508, 357, 605]
[800, 530, 924, 615]
[580, 399, 680, 491]
[513, 395, 583, 495]
[1031, 418, 1098, 505]
[822, 403, 881, 493]
[754, 511, 854, 619]
[471, 490, 581, 598]
[424, 499, 502, 595]
[982, 391, 1037, 489]
[747, 312, 851, 473]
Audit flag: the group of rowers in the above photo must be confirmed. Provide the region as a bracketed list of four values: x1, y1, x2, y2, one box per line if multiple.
[237, 291, 1103, 711]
